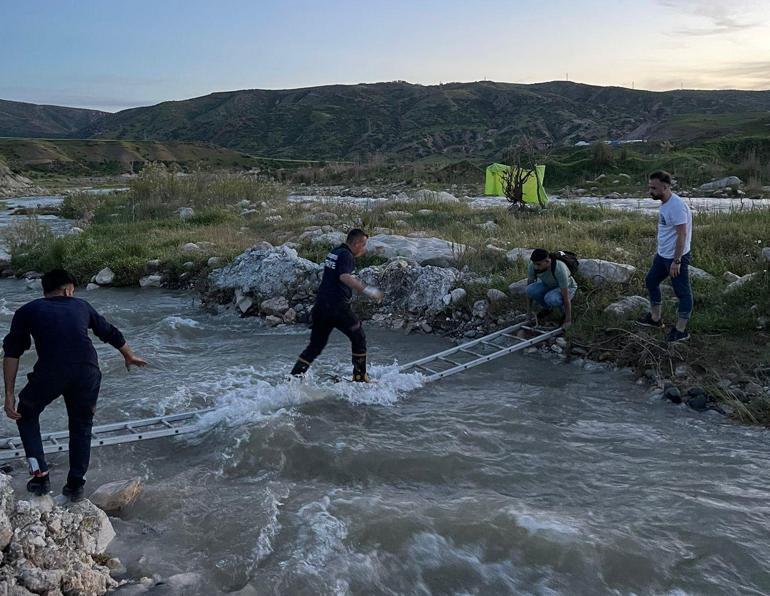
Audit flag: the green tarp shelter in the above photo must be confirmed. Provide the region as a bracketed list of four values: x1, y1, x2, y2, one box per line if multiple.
[484, 163, 548, 205]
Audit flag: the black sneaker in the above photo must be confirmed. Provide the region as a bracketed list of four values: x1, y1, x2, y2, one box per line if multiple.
[62, 482, 85, 502]
[666, 328, 690, 343]
[26, 474, 51, 496]
[636, 313, 663, 328]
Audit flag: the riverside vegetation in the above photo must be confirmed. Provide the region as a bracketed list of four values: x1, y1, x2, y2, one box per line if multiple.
[3, 166, 769, 424]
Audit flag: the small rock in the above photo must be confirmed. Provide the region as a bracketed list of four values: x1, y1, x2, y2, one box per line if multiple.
[555, 337, 567, 349]
[265, 315, 283, 327]
[282, 308, 297, 324]
[183, 261, 195, 270]
[146, 259, 161, 270]
[723, 271, 740, 283]
[181, 242, 202, 254]
[663, 384, 682, 404]
[550, 344, 563, 354]
[686, 393, 709, 411]
[139, 274, 163, 288]
[762, 247, 770, 263]
[487, 288, 507, 303]
[207, 256, 223, 268]
[472, 300, 489, 319]
[675, 364, 688, 377]
[69, 226, 85, 235]
[449, 288, 467, 304]
[507, 279, 529, 295]
[89, 478, 143, 514]
[178, 207, 194, 220]
[260, 296, 290, 316]
[95, 267, 115, 286]
[420, 322, 433, 334]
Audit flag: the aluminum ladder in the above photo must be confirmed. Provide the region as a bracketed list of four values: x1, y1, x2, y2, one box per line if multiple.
[0, 323, 561, 461]
[399, 321, 563, 382]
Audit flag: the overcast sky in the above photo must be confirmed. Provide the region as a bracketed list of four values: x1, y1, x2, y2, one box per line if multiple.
[1, 0, 769, 112]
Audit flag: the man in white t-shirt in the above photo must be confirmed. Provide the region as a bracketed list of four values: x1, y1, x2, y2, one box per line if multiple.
[637, 170, 693, 342]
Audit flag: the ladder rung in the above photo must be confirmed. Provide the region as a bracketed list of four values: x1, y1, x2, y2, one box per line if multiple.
[416, 364, 439, 375]
[460, 348, 483, 357]
[161, 420, 174, 429]
[438, 356, 462, 366]
[126, 425, 139, 434]
[481, 340, 507, 350]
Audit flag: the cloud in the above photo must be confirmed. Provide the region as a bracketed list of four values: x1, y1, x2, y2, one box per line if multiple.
[658, 0, 763, 36]
[643, 60, 770, 90]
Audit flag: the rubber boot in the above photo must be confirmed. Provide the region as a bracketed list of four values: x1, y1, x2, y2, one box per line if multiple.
[290, 358, 311, 377]
[352, 354, 369, 382]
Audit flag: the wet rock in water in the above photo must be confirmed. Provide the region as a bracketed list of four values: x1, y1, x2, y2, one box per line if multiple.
[265, 315, 283, 327]
[25, 279, 43, 292]
[95, 267, 115, 286]
[89, 478, 143, 514]
[686, 393, 709, 412]
[139, 274, 163, 288]
[86, 283, 100, 291]
[662, 384, 682, 404]
[260, 296, 290, 316]
[578, 259, 636, 285]
[603, 295, 649, 318]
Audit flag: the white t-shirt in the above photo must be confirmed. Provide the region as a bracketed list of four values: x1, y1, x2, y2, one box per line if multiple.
[657, 193, 692, 259]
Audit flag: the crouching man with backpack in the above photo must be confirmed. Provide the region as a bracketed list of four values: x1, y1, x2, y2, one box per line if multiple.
[526, 248, 578, 329]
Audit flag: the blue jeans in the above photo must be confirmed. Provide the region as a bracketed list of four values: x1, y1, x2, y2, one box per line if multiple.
[645, 253, 693, 320]
[526, 281, 576, 309]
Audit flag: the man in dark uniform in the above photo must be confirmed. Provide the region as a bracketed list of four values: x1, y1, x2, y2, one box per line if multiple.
[3, 269, 147, 501]
[291, 229, 383, 382]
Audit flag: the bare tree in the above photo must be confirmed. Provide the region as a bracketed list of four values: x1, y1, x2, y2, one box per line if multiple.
[502, 138, 549, 211]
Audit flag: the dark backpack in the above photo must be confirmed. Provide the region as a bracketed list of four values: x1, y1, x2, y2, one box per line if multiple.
[550, 250, 579, 276]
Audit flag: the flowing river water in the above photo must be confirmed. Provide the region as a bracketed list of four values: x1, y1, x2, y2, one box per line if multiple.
[1, 280, 770, 594]
[1, 194, 770, 593]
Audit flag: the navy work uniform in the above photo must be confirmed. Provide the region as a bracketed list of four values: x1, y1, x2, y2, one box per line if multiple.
[3, 296, 126, 488]
[291, 243, 368, 381]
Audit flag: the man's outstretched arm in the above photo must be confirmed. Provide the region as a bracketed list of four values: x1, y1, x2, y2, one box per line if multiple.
[4, 357, 21, 420]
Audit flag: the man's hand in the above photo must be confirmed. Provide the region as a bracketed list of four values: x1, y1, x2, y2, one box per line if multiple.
[363, 286, 384, 302]
[123, 354, 148, 371]
[4, 395, 20, 421]
[670, 262, 681, 278]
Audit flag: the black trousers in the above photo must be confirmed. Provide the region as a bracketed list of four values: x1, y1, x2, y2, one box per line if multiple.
[299, 302, 367, 365]
[16, 365, 101, 486]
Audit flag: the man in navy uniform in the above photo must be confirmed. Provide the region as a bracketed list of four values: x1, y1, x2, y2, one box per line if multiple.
[3, 269, 147, 501]
[291, 229, 383, 382]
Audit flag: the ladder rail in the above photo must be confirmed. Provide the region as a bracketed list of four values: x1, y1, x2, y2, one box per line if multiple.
[399, 323, 526, 370]
[422, 327, 563, 382]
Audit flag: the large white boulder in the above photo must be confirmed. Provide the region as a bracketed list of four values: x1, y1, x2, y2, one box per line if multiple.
[578, 259, 636, 285]
[366, 234, 465, 267]
[358, 259, 459, 315]
[699, 176, 742, 191]
[725, 272, 759, 293]
[209, 244, 322, 298]
[405, 189, 460, 204]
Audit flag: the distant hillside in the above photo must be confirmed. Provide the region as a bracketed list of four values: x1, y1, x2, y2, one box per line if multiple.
[0, 138, 273, 176]
[3, 82, 770, 162]
[0, 99, 106, 138]
[84, 81, 770, 160]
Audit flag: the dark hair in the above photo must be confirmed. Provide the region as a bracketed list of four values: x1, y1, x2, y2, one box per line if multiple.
[346, 228, 368, 244]
[530, 248, 549, 262]
[42, 269, 77, 294]
[649, 170, 672, 185]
